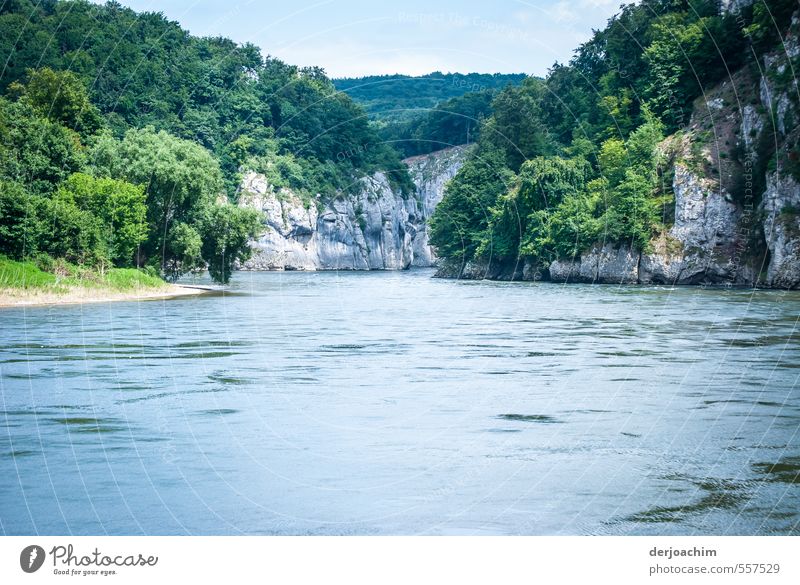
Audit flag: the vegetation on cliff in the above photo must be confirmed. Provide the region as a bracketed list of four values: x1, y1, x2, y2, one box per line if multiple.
[427, 0, 797, 275]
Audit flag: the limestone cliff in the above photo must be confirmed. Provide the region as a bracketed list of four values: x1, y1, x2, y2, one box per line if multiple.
[238, 146, 468, 271]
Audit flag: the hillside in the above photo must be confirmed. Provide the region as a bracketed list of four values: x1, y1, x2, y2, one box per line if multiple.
[333, 72, 526, 123]
[428, 0, 800, 290]
[0, 0, 412, 286]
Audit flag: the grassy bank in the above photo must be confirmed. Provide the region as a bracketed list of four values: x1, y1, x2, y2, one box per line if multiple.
[0, 256, 206, 307]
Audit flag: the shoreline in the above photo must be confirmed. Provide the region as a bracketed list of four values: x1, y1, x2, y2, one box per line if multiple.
[0, 284, 216, 309]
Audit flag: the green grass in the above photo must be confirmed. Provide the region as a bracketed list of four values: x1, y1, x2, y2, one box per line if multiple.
[104, 268, 166, 290]
[0, 256, 167, 292]
[0, 257, 58, 289]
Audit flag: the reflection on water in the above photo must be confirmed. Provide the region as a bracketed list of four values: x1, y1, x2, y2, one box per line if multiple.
[0, 269, 798, 535]
[753, 457, 800, 484]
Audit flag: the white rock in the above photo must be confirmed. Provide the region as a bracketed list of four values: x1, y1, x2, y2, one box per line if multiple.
[238, 146, 469, 271]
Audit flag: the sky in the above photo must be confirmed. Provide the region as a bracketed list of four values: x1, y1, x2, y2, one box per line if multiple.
[96, 0, 625, 78]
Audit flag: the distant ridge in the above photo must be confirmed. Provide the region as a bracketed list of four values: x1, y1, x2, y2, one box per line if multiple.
[333, 72, 526, 123]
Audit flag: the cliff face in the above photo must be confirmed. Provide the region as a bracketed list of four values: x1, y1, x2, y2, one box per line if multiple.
[238, 146, 468, 271]
[453, 9, 800, 289]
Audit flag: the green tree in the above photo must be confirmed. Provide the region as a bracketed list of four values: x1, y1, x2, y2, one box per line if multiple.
[162, 222, 203, 282]
[602, 170, 659, 251]
[484, 156, 588, 262]
[8, 67, 102, 139]
[429, 147, 515, 263]
[56, 173, 147, 266]
[0, 97, 85, 195]
[0, 181, 38, 259]
[198, 204, 262, 284]
[482, 77, 554, 171]
[91, 127, 224, 275]
[34, 191, 104, 265]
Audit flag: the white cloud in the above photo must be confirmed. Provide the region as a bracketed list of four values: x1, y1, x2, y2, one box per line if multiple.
[550, 1, 578, 23]
[270, 38, 457, 77]
[580, 0, 621, 7]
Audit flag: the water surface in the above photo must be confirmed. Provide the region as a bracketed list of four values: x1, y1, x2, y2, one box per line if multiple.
[1, 270, 798, 535]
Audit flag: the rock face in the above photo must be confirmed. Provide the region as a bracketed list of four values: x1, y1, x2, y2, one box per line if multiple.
[545, 160, 754, 285]
[238, 146, 468, 271]
[549, 244, 640, 285]
[762, 172, 800, 288]
[405, 147, 466, 266]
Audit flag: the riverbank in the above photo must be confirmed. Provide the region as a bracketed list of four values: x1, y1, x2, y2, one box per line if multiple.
[0, 257, 214, 308]
[0, 284, 212, 308]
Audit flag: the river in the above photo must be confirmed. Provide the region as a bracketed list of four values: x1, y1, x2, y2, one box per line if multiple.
[1, 269, 798, 535]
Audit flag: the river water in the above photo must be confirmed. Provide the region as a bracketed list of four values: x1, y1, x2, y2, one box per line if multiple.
[1, 269, 798, 535]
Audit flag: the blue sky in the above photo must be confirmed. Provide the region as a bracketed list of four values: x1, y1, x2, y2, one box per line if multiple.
[101, 0, 625, 78]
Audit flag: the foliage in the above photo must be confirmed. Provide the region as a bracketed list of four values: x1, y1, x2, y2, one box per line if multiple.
[0, 97, 85, 195]
[56, 173, 147, 266]
[0, 0, 412, 198]
[430, 94, 667, 266]
[163, 222, 203, 282]
[481, 156, 589, 262]
[334, 72, 526, 123]
[379, 90, 496, 158]
[428, 146, 515, 263]
[8, 67, 102, 139]
[744, 0, 798, 54]
[0, 61, 257, 284]
[198, 204, 262, 284]
[90, 126, 224, 274]
[481, 77, 555, 171]
[0, 181, 37, 259]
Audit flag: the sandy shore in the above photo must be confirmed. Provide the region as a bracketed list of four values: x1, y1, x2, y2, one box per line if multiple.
[0, 284, 216, 308]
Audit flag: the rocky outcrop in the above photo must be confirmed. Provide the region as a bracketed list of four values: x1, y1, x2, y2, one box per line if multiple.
[542, 73, 762, 287]
[238, 146, 468, 271]
[756, 12, 800, 288]
[405, 146, 467, 266]
[549, 244, 640, 284]
[720, 0, 754, 15]
[762, 171, 800, 288]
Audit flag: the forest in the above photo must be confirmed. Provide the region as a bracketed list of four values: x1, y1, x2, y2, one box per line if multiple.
[427, 0, 798, 275]
[0, 0, 411, 283]
[336, 73, 526, 158]
[333, 72, 525, 123]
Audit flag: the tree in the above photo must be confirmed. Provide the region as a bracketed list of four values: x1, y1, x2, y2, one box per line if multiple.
[198, 204, 262, 284]
[56, 173, 147, 266]
[0, 0, 412, 200]
[429, 146, 515, 263]
[34, 191, 104, 265]
[602, 170, 659, 251]
[8, 67, 102, 139]
[163, 222, 203, 281]
[0, 97, 85, 195]
[90, 127, 224, 275]
[0, 181, 37, 259]
[485, 156, 588, 263]
[483, 77, 554, 171]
